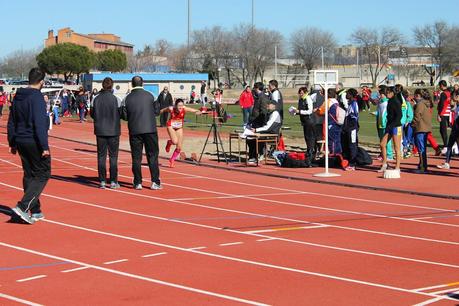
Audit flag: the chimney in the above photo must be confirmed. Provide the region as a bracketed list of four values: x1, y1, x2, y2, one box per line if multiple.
[48, 29, 54, 39]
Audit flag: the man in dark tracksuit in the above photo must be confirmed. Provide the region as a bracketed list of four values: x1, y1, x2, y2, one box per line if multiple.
[249, 82, 269, 129]
[157, 87, 173, 127]
[90, 77, 121, 189]
[7, 68, 50, 224]
[121, 76, 161, 190]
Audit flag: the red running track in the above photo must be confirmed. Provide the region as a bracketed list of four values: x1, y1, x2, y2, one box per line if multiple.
[0, 122, 459, 305]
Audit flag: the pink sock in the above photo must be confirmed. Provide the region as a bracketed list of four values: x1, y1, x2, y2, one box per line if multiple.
[170, 149, 181, 162]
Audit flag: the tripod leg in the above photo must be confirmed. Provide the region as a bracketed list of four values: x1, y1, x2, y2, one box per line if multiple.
[198, 123, 214, 163]
[216, 129, 228, 164]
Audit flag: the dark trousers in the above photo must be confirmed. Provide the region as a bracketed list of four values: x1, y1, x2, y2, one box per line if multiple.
[328, 125, 342, 155]
[342, 129, 358, 167]
[414, 132, 428, 170]
[160, 111, 169, 127]
[129, 133, 160, 185]
[440, 116, 449, 147]
[302, 118, 315, 151]
[96, 136, 120, 183]
[314, 124, 323, 153]
[16, 142, 51, 213]
[445, 124, 459, 164]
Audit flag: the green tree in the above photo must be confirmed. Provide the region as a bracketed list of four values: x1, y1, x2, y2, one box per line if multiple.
[96, 49, 127, 72]
[36, 43, 95, 82]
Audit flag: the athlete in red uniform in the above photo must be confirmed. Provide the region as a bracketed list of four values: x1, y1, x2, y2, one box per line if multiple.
[161, 99, 201, 167]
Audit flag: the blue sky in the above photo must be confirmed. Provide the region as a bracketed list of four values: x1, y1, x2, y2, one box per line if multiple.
[2, 0, 458, 57]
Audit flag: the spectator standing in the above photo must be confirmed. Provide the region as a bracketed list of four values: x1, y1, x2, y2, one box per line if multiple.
[90, 77, 121, 189]
[327, 89, 343, 155]
[0, 91, 6, 118]
[157, 86, 173, 127]
[336, 82, 348, 110]
[239, 85, 254, 127]
[7, 68, 50, 224]
[76, 88, 87, 123]
[200, 81, 207, 106]
[378, 87, 402, 173]
[342, 88, 359, 171]
[249, 82, 269, 130]
[311, 87, 325, 157]
[361, 86, 372, 111]
[295, 86, 314, 165]
[437, 80, 451, 151]
[121, 76, 162, 190]
[268, 80, 284, 120]
[412, 88, 432, 173]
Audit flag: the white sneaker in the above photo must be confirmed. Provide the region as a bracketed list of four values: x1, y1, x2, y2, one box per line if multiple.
[437, 163, 450, 169]
[134, 184, 142, 190]
[151, 182, 162, 190]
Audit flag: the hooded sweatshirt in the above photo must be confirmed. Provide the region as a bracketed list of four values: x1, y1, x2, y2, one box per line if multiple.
[7, 87, 49, 150]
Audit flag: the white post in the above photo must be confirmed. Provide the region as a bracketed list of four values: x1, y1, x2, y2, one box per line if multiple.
[274, 45, 278, 80]
[324, 84, 329, 173]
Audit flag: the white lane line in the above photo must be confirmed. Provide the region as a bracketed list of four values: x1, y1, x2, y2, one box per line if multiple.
[33, 219, 457, 301]
[188, 247, 207, 251]
[0, 242, 268, 306]
[0, 158, 21, 168]
[172, 192, 303, 201]
[142, 252, 168, 258]
[219, 242, 243, 247]
[1, 180, 459, 271]
[256, 238, 277, 242]
[16, 275, 47, 283]
[61, 266, 90, 273]
[0, 292, 43, 306]
[411, 217, 433, 220]
[246, 225, 329, 234]
[103, 259, 128, 265]
[430, 287, 459, 295]
[413, 296, 447, 306]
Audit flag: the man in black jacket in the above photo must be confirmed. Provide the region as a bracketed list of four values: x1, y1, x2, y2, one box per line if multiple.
[249, 82, 269, 129]
[121, 76, 162, 190]
[7, 68, 50, 224]
[157, 86, 173, 127]
[90, 77, 121, 189]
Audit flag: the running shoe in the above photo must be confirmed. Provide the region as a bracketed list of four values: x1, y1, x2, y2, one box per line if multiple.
[99, 181, 106, 189]
[151, 182, 162, 190]
[169, 160, 175, 168]
[165, 140, 172, 153]
[110, 182, 120, 189]
[11, 207, 34, 224]
[437, 163, 450, 169]
[345, 166, 355, 171]
[31, 213, 45, 222]
[134, 184, 143, 190]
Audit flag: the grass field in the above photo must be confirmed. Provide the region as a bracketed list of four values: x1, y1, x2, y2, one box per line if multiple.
[183, 103, 444, 147]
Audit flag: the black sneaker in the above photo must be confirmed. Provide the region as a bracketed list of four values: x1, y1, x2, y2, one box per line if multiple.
[12, 207, 34, 224]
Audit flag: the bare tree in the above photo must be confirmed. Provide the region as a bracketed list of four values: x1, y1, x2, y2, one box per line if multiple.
[0, 47, 41, 78]
[442, 26, 459, 76]
[413, 21, 450, 79]
[350, 27, 403, 87]
[154, 39, 172, 57]
[290, 27, 336, 72]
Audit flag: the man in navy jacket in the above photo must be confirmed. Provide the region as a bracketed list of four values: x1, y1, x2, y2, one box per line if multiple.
[7, 68, 50, 224]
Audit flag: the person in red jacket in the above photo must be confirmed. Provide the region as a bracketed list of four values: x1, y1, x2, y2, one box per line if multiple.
[239, 85, 254, 127]
[0, 91, 6, 118]
[437, 80, 451, 150]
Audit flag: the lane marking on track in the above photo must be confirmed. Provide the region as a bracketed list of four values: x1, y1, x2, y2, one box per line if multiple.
[142, 252, 168, 258]
[0, 292, 43, 306]
[1, 179, 459, 271]
[61, 266, 90, 273]
[0, 242, 269, 306]
[256, 238, 277, 242]
[0, 158, 21, 168]
[14, 219, 456, 302]
[413, 296, 447, 306]
[430, 287, 459, 295]
[103, 259, 128, 265]
[219, 242, 243, 247]
[187, 247, 207, 251]
[414, 281, 459, 292]
[171, 192, 303, 201]
[16, 275, 47, 283]
[246, 225, 329, 234]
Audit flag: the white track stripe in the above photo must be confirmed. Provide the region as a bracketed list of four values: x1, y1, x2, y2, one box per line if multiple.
[61, 266, 90, 273]
[256, 238, 277, 242]
[142, 252, 167, 258]
[246, 225, 329, 234]
[0, 242, 268, 306]
[104, 259, 128, 265]
[0, 158, 21, 168]
[188, 247, 207, 250]
[0, 292, 43, 306]
[1, 181, 459, 271]
[219, 242, 243, 247]
[16, 275, 47, 283]
[9, 219, 455, 302]
[430, 287, 459, 295]
[413, 296, 446, 306]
